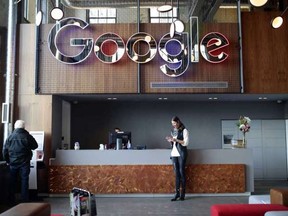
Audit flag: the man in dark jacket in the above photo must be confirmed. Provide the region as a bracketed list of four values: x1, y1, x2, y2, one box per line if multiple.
[3, 120, 38, 203]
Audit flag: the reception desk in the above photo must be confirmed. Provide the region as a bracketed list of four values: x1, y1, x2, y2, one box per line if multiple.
[49, 149, 253, 195]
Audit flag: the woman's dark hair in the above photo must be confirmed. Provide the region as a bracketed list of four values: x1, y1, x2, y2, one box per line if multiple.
[171, 116, 185, 130]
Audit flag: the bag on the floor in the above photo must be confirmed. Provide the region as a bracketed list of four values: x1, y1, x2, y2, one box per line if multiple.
[70, 187, 97, 216]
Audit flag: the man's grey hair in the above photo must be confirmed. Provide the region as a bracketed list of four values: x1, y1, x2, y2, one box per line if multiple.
[14, 120, 25, 129]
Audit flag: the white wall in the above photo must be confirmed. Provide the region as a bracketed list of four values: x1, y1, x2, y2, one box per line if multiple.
[222, 119, 287, 180]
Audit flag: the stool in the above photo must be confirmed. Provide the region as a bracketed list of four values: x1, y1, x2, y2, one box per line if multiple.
[1, 203, 51, 216]
[270, 188, 288, 206]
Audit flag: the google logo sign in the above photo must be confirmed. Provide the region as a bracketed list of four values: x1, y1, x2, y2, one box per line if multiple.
[48, 17, 229, 77]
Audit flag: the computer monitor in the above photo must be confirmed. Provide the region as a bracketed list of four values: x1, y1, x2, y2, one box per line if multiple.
[108, 131, 131, 149]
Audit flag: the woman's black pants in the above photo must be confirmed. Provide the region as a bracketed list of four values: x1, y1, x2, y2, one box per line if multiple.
[172, 156, 186, 194]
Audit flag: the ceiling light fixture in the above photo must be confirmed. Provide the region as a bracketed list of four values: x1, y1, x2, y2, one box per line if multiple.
[271, 6, 288, 29]
[50, 7, 64, 21]
[208, 97, 218, 100]
[169, 0, 184, 38]
[157, 0, 173, 12]
[258, 97, 268, 100]
[36, 10, 43, 26]
[174, 19, 184, 32]
[170, 20, 175, 38]
[249, 0, 268, 7]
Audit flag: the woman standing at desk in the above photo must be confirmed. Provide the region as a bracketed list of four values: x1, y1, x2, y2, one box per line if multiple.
[166, 116, 189, 201]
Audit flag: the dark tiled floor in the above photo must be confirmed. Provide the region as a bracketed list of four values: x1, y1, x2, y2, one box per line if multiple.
[1, 180, 287, 215]
[46, 195, 249, 216]
[46, 180, 288, 216]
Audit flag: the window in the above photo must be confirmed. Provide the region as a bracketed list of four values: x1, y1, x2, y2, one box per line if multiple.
[89, 8, 117, 24]
[150, 7, 177, 23]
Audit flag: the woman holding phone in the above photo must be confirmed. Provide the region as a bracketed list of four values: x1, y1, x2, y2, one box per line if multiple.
[166, 116, 189, 201]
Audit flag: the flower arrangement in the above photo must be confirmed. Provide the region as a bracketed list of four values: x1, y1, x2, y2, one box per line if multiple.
[237, 116, 251, 134]
[234, 116, 251, 147]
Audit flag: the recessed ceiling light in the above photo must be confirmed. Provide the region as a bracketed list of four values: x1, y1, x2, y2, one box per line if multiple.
[258, 97, 268, 100]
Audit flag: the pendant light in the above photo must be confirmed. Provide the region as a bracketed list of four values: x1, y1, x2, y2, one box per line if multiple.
[169, 0, 175, 38]
[271, 6, 288, 29]
[170, 0, 184, 37]
[50, 7, 64, 21]
[157, 0, 173, 12]
[174, 0, 184, 33]
[50, 0, 64, 21]
[36, 10, 43, 26]
[249, 0, 268, 7]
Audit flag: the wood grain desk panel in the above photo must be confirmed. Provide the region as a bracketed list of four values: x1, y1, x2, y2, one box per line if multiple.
[49, 164, 245, 194]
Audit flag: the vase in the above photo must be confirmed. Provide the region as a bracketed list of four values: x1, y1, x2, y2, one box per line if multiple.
[242, 133, 246, 148]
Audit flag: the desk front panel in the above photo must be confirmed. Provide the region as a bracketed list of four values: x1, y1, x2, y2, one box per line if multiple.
[49, 164, 245, 194]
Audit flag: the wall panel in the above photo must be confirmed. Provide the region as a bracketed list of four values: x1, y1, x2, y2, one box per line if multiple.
[70, 101, 285, 150]
[39, 24, 138, 94]
[242, 12, 288, 93]
[141, 23, 240, 93]
[17, 24, 53, 192]
[49, 164, 245, 194]
[39, 22, 240, 94]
